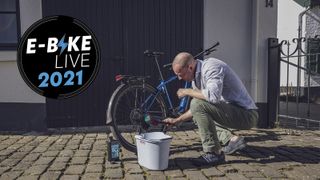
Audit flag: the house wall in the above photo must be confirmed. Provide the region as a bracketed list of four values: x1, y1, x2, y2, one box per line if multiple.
[0, 0, 46, 131]
[0, 0, 279, 130]
[306, 7, 320, 86]
[204, 0, 278, 127]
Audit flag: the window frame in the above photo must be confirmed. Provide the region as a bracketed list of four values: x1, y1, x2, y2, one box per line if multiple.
[0, 0, 21, 50]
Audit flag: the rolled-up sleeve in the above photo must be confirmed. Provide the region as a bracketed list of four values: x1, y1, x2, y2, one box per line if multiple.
[201, 65, 224, 103]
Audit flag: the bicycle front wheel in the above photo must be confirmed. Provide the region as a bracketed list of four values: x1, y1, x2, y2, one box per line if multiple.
[108, 83, 167, 152]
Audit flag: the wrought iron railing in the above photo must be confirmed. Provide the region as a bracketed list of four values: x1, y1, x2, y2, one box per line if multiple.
[277, 36, 320, 130]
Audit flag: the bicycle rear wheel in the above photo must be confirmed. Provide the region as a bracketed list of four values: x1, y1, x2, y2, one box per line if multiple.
[108, 83, 167, 152]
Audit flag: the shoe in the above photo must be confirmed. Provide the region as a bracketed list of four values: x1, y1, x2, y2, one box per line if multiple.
[192, 152, 225, 166]
[222, 136, 246, 155]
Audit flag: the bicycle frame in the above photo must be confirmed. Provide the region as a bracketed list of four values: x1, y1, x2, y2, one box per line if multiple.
[141, 76, 191, 116]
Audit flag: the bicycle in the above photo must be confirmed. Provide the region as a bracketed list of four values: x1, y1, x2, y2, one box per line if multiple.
[106, 42, 220, 152]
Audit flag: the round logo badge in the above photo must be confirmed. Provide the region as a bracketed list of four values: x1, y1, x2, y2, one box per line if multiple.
[17, 16, 100, 99]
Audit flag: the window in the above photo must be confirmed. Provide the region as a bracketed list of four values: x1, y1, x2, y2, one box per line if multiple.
[307, 38, 320, 74]
[0, 0, 20, 50]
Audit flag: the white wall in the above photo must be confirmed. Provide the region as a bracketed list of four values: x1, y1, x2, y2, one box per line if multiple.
[0, 0, 44, 103]
[204, 0, 278, 103]
[204, 0, 252, 89]
[277, 0, 305, 87]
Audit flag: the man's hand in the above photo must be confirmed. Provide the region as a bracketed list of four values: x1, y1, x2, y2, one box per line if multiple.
[163, 117, 179, 125]
[177, 88, 206, 100]
[177, 88, 188, 98]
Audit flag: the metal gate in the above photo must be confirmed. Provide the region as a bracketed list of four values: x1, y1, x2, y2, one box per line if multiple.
[268, 37, 320, 130]
[42, 0, 203, 128]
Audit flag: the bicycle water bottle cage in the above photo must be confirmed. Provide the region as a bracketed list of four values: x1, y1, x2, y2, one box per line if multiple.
[115, 74, 150, 83]
[144, 50, 164, 57]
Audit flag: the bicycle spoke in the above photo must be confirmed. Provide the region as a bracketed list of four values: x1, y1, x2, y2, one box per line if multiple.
[110, 83, 167, 152]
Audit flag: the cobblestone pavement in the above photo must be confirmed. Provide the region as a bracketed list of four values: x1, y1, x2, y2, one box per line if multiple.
[0, 127, 319, 180]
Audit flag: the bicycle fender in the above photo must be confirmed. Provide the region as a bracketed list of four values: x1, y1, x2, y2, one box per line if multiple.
[106, 83, 126, 125]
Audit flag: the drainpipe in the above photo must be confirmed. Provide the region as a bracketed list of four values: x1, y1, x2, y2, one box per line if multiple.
[298, 7, 310, 40]
[296, 7, 311, 117]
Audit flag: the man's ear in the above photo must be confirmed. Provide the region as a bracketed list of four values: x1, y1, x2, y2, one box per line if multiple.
[189, 65, 193, 71]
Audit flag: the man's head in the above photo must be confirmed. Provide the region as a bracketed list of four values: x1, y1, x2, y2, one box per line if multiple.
[172, 52, 196, 81]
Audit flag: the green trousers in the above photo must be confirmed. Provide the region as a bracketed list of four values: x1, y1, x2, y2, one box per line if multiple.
[190, 99, 259, 153]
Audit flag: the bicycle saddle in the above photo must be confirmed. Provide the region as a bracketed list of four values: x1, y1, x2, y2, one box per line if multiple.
[144, 50, 164, 57]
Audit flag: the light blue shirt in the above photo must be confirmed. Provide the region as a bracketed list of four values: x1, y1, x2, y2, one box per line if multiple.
[192, 58, 258, 110]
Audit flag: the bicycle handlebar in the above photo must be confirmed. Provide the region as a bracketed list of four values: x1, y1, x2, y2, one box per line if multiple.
[162, 41, 220, 69]
[194, 41, 220, 59]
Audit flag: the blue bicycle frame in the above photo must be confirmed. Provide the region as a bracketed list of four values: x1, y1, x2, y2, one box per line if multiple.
[142, 76, 191, 115]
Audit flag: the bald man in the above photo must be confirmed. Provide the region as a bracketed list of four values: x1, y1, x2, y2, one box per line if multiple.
[163, 52, 259, 166]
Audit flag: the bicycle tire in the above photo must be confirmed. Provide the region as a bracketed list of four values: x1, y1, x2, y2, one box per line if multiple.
[108, 82, 167, 153]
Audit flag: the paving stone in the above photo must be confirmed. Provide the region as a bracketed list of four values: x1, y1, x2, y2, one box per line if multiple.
[86, 164, 103, 173]
[16, 175, 39, 180]
[121, 149, 136, 160]
[146, 174, 167, 180]
[11, 161, 33, 171]
[79, 144, 92, 150]
[0, 156, 6, 161]
[22, 153, 41, 162]
[67, 139, 81, 145]
[34, 157, 55, 165]
[96, 134, 108, 140]
[231, 163, 258, 172]
[70, 157, 88, 164]
[24, 165, 48, 175]
[146, 170, 165, 176]
[124, 163, 143, 174]
[93, 144, 107, 151]
[282, 168, 307, 180]
[48, 163, 67, 171]
[90, 150, 105, 157]
[89, 157, 105, 164]
[48, 145, 65, 151]
[82, 173, 102, 180]
[0, 149, 14, 156]
[59, 150, 74, 157]
[65, 145, 79, 150]
[0, 128, 319, 180]
[258, 166, 286, 178]
[0, 158, 20, 167]
[0, 166, 10, 174]
[9, 152, 28, 159]
[40, 171, 62, 180]
[183, 170, 208, 180]
[202, 167, 225, 177]
[104, 168, 124, 179]
[217, 165, 239, 174]
[54, 156, 71, 163]
[226, 173, 250, 180]
[64, 165, 86, 175]
[168, 178, 190, 180]
[105, 161, 122, 169]
[164, 169, 185, 178]
[74, 150, 90, 157]
[32, 147, 48, 153]
[7, 144, 24, 150]
[42, 150, 60, 157]
[72, 134, 84, 140]
[243, 171, 266, 178]
[60, 175, 80, 180]
[0, 171, 23, 180]
[124, 174, 145, 180]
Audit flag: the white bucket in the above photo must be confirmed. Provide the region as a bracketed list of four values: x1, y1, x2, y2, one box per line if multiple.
[135, 132, 172, 170]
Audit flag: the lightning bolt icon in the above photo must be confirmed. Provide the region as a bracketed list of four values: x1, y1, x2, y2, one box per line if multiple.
[58, 34, 68, 55]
